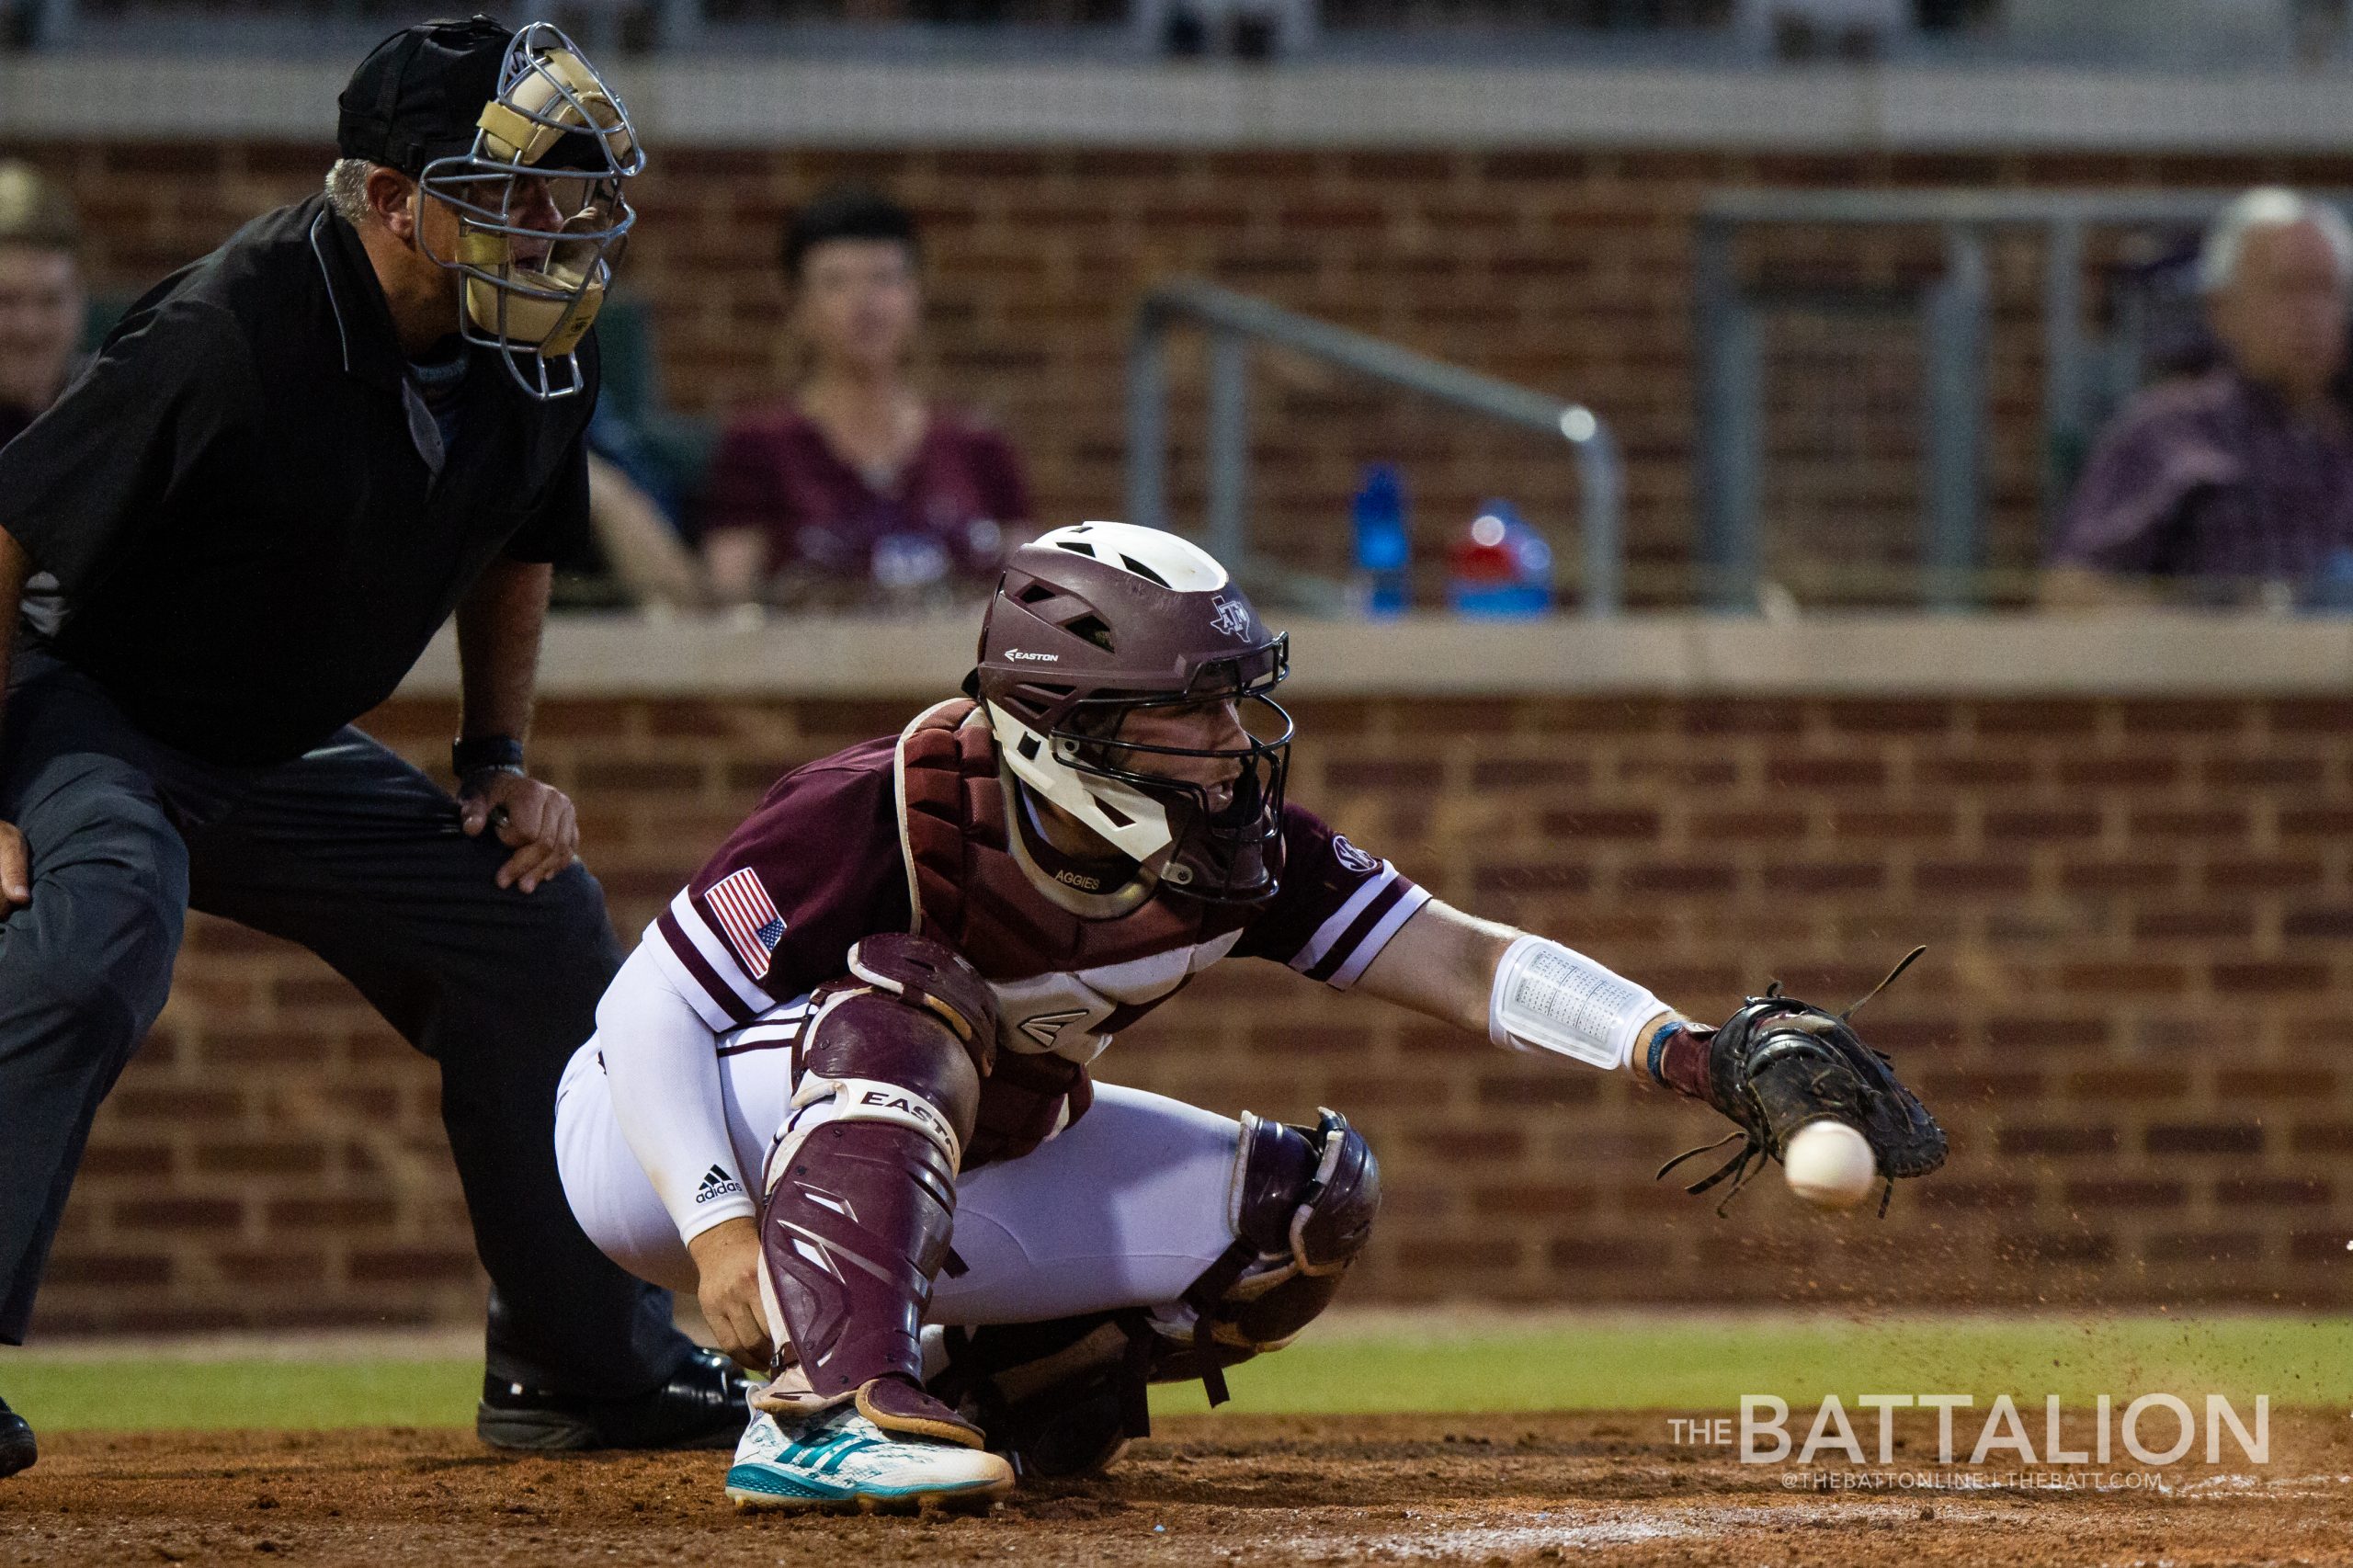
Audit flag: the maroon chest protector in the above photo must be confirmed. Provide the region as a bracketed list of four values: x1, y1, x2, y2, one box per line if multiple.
[893, 699, 1269, 1165]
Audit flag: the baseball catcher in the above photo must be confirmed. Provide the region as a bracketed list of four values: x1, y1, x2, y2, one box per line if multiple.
[551, 520, 1945, 1510]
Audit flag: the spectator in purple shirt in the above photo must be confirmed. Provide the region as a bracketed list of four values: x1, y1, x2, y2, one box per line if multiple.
[2048, 188, 2353, 606]
[700, 187, 1031, 609]
[0, 165, 84, 452]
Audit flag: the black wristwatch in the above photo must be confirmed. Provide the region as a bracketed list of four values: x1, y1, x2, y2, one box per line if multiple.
[453, 733, 527, 780]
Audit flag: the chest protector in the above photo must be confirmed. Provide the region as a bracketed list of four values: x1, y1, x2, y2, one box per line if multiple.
[895, 699, 1277, 1165]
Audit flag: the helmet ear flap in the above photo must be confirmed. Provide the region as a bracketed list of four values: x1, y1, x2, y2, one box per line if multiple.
[983, 699, 1176, 869]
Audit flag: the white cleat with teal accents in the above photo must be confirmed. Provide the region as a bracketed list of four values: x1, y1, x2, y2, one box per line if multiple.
[724, 1405, 1014, 1512]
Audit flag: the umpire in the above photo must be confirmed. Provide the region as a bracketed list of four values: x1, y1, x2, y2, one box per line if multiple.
[0, 17, 745, 1478]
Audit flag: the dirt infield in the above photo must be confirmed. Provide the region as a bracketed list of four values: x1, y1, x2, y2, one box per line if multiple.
[6, 1411, 2351, 1567]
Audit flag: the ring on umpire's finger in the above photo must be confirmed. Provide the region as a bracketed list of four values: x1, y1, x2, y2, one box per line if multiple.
[487, 804, 512, 833]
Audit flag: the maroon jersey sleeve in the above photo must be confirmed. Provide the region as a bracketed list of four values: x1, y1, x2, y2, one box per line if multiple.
[645, 736, 915, 1028]
[1233, 804, 1430, 990]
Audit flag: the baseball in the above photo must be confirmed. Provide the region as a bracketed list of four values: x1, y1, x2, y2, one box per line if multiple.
[1782, 1120, 1878, 1210]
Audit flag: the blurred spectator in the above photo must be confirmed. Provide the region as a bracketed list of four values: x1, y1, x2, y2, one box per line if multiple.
[561, 406, 706, 610]
[0, 163, 84, 450]
[1756, 0, 1903, 62]
[700, 187, 1030, 610]
[2047, 188, 2353, 606]
[572, 450, 707, 610]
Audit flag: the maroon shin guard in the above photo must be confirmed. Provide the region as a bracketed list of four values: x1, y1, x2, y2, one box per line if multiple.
[758, 942, 994, 1444]
[763, 1114, 959, 1399]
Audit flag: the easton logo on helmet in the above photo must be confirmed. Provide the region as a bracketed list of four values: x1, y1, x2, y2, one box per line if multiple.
[1209, 594, 1253, 639]
[1006, 650, 1061, 663]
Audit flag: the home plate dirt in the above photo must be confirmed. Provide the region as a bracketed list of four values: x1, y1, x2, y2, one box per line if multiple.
[6, 1411, 2352, 1566]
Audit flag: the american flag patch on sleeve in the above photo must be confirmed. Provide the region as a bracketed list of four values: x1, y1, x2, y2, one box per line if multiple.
[704, 866, 788, 980]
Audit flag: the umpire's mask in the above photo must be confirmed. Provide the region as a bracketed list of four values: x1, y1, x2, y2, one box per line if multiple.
[426, 22, 639, 398]
[342, 16, 641, 400]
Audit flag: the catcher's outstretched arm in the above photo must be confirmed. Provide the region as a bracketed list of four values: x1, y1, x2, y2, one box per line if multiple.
[1356, 903, 1946, 1213]
[1353, 898, 1682, 1075]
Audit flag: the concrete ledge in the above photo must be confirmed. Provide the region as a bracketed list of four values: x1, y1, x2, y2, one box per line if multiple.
[13, 57, 2353, 151]
[395, 611, 2353, 699]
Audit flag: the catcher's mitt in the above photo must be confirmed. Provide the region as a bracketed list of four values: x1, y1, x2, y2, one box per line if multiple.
[1656, 947, 1947, 1217]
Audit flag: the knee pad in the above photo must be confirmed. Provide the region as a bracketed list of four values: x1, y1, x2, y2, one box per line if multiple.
[1177, 1108, 1381, 1402]
[845, 932, 1000, 1063]
[1215, 1108, 1381, 1342]
[783, 933, 998, 1168]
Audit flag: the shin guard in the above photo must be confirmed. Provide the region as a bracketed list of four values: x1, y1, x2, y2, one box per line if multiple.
[754, 938, 994, 1447]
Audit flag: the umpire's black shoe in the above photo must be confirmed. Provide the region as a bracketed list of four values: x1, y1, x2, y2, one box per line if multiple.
[476, 1348, 753, 1452]
[0, 1396, 35, 1479]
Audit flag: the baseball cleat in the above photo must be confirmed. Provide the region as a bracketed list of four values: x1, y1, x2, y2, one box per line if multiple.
[724, 1405, 1013, 1512]
[476, 1347, 754, 1451]
[0, 1397, 34, 1479]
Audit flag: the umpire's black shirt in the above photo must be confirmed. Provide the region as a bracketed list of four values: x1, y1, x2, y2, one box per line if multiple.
[0, 195, 591, 767]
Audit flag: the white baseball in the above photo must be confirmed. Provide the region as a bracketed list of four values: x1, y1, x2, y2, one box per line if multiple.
[1782, 1120, 1878, 1210]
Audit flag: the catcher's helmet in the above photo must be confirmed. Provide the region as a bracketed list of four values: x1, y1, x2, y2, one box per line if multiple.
[971, 521, 1290, 903]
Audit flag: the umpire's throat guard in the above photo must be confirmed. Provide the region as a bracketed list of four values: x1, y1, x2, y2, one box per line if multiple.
[418, 21, 640, 400]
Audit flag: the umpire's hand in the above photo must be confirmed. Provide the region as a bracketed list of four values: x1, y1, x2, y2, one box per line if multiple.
[0, 822, 27, 913]
[459, 770, 580, 894]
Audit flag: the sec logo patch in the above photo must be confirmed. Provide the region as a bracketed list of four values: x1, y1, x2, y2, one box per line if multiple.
[1333, 835, 1378, 874]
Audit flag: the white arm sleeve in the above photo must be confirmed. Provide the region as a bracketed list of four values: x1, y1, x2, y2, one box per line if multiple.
[597, 941, 756, 1246]
[1487, 933, 1665, 1073]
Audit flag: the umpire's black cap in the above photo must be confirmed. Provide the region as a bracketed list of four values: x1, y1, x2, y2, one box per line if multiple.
[336, 15, 514, 176]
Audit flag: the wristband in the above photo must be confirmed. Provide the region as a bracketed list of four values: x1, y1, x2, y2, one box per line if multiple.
[1645, 1018, 1683, 1087]
[453, 733, 526, 779]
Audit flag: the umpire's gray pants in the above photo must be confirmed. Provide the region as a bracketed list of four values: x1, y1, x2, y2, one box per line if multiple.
[0, 649, 694, 1397]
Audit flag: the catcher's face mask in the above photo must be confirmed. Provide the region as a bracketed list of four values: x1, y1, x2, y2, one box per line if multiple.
[416, 22, 640, 400]
[1047, 642, 1293, 904]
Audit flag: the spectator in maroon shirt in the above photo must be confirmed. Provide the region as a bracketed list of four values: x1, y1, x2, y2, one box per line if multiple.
[700, 187, 1031, 609]
[2048, 188, 2353, 606]
[0, 165, 85, 452]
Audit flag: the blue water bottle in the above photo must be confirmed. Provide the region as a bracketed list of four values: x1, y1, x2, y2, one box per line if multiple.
[1351, 464, 1411, 617]
[2303, 546, 2353, 612]
[1446, 500, 1554, 618]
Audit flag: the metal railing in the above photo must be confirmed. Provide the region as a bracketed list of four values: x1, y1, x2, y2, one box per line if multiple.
[1126, 278, 1625, 615]
[1693, 187, 2353, 613]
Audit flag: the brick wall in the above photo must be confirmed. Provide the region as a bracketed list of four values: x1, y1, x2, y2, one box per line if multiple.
[35, 689, 2353, 1334]
[14, 138, 2353, 604]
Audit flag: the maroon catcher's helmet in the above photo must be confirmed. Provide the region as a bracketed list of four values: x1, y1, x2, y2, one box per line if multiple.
[969, 521, 1290, 903]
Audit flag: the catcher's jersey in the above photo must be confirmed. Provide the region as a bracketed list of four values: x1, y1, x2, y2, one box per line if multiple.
[645, 731, 1427, 1063]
